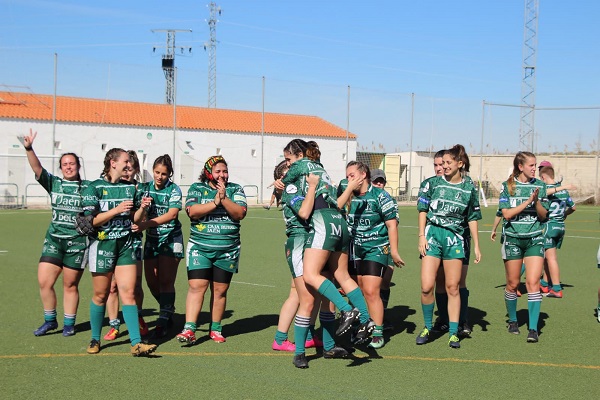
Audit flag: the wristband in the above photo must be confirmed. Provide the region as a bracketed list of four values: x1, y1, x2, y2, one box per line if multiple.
[24, 146, 33, 151]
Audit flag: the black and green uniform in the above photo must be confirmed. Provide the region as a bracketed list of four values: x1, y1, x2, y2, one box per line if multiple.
[498, 178, 549, 260]
[343, 183, 399, 275]
[283, 158, 347, 252]
[543, 183, 574, 250]
[185, 181, 247, 273]
[417, 175, 482, 260]
[82, 178, 141, 272]
[139, 180, 184, 259]
[37, 168, 89, 269]
[280, 179, 310, 278]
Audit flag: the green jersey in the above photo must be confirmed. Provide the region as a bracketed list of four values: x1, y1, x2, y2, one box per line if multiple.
[139, 180, 183, 241]
[282, 158, 338, 208]
[345, 184, 398, 246]
[498, 178, 549, 238]
[37, 168, 90, 240]
[546, 183, 574, 224]
[82, 178, 140, 241]
[417, 175, 482, 236]
[186, 181, 247, 249]
[280, 179, 311, 237]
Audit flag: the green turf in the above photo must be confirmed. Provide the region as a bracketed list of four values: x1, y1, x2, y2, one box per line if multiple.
[1, 206, 599, 398]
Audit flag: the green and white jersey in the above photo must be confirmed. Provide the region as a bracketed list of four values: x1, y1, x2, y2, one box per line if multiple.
[186, 181, 247, 249]
[37, 168, 90, 240]
[282, 158, 338, 208]
[498, 178, 549, 238]
[82, 178, 140, 241]
[417, 175, 482, 236]
[546, 183, 574, 224]
[346, 184, 398, 246]
[280, 180, 311, 237]
[139, 180, 183, 241]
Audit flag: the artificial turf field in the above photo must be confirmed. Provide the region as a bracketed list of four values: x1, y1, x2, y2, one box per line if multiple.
[1, 205, 599, 399]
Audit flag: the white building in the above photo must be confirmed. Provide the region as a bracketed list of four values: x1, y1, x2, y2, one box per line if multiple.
[0, 91, 357, 206]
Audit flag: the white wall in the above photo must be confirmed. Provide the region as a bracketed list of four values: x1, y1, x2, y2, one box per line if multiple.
[0, 120, 357, 205]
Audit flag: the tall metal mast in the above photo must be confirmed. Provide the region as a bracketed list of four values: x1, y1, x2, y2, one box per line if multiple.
[204, 2, 221, 108]
[152, 29, 192, 104]
[519, 0, 539, 151]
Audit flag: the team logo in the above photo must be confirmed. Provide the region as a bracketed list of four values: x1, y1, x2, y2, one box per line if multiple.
[103, 190, 108, 195]
[439, 189, 446, 197]
[286, 186, 298, 194]
[229, 264, 235, 269]
[382, 245, 389, 255]
[196, 223, 206, 231]
[97, 231, 107, 241]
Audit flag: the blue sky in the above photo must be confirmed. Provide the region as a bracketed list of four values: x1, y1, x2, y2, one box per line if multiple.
[1, 0, 599, 153]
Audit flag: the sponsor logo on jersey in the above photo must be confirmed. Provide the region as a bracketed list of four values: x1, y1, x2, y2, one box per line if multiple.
[286, 186, 298, 194]
[97, 231, 107, 241]
[196, 223, 206, 231]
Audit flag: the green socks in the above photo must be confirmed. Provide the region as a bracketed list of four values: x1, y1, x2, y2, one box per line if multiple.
[319, 311, 336, 352]
[318, 280, 352, 313]
[347, 287, 370, 324]
[527, 292, 542, 331]
[210, 321, 222, 332]
[183, 322, 197, 331]
[44, 309, 57, 322]
[274, 330, 288, 345]
[122, 305, 141, 346]
[422, 302, 435, 330]
[294, 315, 310, 355]
[449, 321, 459, 336]
[90, 301, 106, 341]
[64, 313, 76, 327]
[505, 290, 518, 322]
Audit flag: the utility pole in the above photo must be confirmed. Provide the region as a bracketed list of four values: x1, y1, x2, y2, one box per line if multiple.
[204, 2, 221, 108]
[152, 29, 192, 104]
[519, 0, 539, 151]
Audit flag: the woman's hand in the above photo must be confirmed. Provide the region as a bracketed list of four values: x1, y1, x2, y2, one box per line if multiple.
[418, 235, 428, 258]
[115, 200, 134, 214]
[306, 173, 320, 187]
[528, 188, 539, 205]
[23, 128, 37, 149]
[473, 245, 482, 264]
[391, 251, 405, 268]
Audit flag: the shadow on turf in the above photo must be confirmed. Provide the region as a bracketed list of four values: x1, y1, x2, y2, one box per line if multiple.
[516, 309, 549, 333]
[383, 305, 417, 335]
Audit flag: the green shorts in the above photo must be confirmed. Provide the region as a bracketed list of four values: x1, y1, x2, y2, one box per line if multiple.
[424, 225, 465, 260]
[350, 240, 392, 267]
[501, 235, 544, 260]
[544, 222, 565, 250]
[40, 233, 88, 270]
[305, 208, 349, 253]
[144, 234, 184, 259]
[186, 241, 240, 273]
[285, 234, 307, 278]
[88, 236, 136, 273]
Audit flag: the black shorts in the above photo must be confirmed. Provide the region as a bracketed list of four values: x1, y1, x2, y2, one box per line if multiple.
[187, 266, 234, 284]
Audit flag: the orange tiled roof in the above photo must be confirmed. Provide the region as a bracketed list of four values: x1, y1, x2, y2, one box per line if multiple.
[0, 91, 356, 139]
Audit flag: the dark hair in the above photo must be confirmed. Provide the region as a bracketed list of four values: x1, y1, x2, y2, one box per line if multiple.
[434, 149, 446, 159]
[201, 155, 227, 183]
[153, 154, 174, 179]
[445, 144, 470, 173]
[283, 139, 321, 161]
[507, 151, 536, 196]
[127, 150, 141, 182]
[102, 148, 127, 181]
[273, 160, 288, 180]
[59, 152, 82, 182]
[305, 141, 321, 161]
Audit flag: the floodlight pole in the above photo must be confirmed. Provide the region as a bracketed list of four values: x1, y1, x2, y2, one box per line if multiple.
[52, 53, 57, 174]
[260, 76, 265, 203]
[345, 85, 350, 168]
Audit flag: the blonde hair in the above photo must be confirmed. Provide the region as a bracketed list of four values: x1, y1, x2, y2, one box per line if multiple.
[507, 151, 535, 196]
